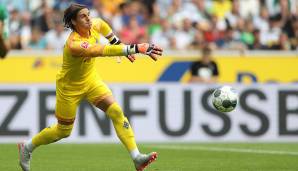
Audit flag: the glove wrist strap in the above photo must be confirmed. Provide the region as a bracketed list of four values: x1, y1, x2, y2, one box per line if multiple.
[125, 44, 138, 55]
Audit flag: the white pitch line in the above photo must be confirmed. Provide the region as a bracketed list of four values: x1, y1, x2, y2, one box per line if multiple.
[144, 145, 298, 156]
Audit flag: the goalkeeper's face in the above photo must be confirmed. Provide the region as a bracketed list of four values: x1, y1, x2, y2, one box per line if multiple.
[74, 8, 92, 31]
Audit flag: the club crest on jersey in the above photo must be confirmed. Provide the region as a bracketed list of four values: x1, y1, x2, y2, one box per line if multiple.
[80, 42, 89, 49]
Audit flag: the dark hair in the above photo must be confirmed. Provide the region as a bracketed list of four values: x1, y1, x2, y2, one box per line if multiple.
[63, 3, 87, 30]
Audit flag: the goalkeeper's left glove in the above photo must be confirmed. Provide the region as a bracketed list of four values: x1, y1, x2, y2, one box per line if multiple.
[126, 43, 163, 61]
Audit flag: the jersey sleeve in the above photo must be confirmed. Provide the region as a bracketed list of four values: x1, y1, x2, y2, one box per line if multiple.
[92, 18, 113, 37]
[66, 33, 127, 57]
[66, 35, 91, 57]
[92, 18, 123, 45]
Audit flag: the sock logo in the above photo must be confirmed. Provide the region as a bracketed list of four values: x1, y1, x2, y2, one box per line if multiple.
[123, 121, 129, 129]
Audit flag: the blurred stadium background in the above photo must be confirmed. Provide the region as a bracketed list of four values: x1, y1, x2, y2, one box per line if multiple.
[0, 0, 298, 170]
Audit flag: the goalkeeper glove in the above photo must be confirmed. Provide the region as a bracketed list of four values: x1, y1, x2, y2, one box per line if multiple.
[126, 43, 163, 61]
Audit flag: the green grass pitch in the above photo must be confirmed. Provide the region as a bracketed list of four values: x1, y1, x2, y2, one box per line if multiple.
[1, 143, 298, 171]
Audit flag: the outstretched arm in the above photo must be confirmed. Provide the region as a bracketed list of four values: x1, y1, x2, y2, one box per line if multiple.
[68, 40, 163, 60]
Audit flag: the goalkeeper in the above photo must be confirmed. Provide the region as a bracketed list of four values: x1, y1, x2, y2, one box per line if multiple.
[17, 3, 162, 171]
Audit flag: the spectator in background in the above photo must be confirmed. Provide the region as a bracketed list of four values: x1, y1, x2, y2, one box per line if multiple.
[74, 0, 93, 8]
[167, 0, 183, 22]
[0, 0, 28, 12]
[250, 29, 268, 50]
[174, 18, 195, 49]
[234, 17, 245, 41]
[238, 0, 260, 18]
[89, 0, 111, 21]
[101, 0, 125, 16]
[261, 15, 281, 48]
[120, 16, 147, 44]
[169, 36, 178, 50]
[122, 0, 145, 26]
[156, 0, 173, 19]
[191, 0, 212, 23]
[211, 0, 232, 20]
[225, 0, 241, 29]
[203, 14, 225, 48]
[113, 0, 146, 35]
[25, 26, 47, 50]
[288, 17, 298, 50]
[151, 18, 174, 49]
[223, 27, 246, 50]
[253, 6, 270, 33]
[45, 19, 70, 51]
[190, 30, 205, 49]
[54, 0, 73, 11]
[148, 15, 161, 38]
[32, 2, 54, 33]
[189, 45, 219, 84]
[9, 32, 21, 49]
[271, 32, 291, 50]
[111, 2, 130, 34]
[176, 0, 211, 25]
[282, 12, 298, 50]
[20, 12, 32, 49]
[240, 19, 255, 48]
[9, 9, 21, 36]
[266, 0, 297, 17]
[8, 8, 22, 49]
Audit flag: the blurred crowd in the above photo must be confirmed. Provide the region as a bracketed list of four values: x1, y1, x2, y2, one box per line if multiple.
[1, 0, 298, 51]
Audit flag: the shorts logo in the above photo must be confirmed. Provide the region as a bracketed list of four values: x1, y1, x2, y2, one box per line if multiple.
[80, 42, 89, 49]
[123, 121, 129, 129]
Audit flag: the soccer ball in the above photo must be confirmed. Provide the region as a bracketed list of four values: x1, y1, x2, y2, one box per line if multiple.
[212, 86, 238, 112]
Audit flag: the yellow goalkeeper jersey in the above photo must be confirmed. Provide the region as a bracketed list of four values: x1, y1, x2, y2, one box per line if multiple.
[57, 18, 112, 85]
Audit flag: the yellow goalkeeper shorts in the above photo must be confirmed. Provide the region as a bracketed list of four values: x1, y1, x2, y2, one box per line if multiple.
[55, 78, 112, 122]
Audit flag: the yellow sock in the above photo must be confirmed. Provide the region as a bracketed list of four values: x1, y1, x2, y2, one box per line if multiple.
[106, 103, 137, 151]
[32, 123, 73, 148]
